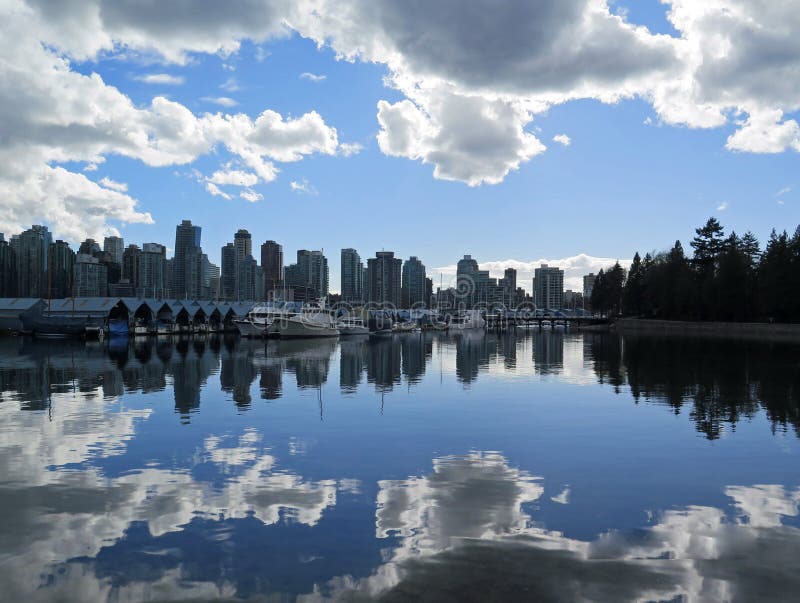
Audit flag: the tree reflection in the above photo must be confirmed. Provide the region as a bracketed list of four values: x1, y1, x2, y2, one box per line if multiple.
[587, 334, 800, 439]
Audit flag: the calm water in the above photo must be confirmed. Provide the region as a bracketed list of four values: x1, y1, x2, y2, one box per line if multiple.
[1, 331, 798, 602]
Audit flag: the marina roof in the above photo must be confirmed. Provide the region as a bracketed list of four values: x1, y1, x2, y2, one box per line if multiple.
[46, 297, 126, 314]
[0, 298, 44, 312]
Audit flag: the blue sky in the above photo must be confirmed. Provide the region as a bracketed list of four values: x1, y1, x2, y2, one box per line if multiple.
[2, 0, 799, 291]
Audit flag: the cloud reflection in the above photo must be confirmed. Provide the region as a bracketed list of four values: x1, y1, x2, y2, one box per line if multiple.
[305, 453, 800, 602]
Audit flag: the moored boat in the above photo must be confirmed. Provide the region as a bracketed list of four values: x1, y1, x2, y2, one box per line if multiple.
[337, 316, 370, 336]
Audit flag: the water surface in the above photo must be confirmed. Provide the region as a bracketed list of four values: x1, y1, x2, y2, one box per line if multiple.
[0, 332, 798, 601]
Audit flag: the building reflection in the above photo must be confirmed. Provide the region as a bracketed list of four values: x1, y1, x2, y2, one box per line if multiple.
[1, 333, 798, 437]
[532, 331, 564, 374]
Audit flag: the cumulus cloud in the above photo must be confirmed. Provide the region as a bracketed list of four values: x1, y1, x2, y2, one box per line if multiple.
[0, 3, 348, 240]
[300, 72, 326, 82]
[135, 72, 184, 85]
[553, 134, 571, 146]
[5, 0, 800, 235]
[717, 201, 729, 211]
[435, 254, 629, 291]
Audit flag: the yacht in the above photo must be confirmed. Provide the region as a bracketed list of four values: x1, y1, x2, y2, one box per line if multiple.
[392, 321, 420, 333]
[337, 316, 370, 336]
[276, 302, 339, 339]
[448, 310, 486, 331]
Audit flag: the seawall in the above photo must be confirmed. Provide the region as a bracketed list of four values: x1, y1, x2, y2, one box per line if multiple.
[616, 318, 800, 342]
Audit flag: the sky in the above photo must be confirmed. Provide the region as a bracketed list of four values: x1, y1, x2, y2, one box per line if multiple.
[1, 0, 799, 292]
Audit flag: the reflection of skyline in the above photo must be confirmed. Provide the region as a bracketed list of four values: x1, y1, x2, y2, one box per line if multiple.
[1, 332, 798, 437]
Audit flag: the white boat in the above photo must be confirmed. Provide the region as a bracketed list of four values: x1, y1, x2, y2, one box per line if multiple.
[337, 317, 370, 336]
[392, 321, 420, 333]
[541, 319, 552, 330]
[276, 302, 339, 339]
[448, 310, 486, 331]
[233, 318, 266, 338]
[554, 320, 567, 331]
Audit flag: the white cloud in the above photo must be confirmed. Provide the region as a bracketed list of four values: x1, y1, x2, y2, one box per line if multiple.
[135, 73, 184, 85]
[775, 186, 792, 197]
[6, 0, 800, 226]
[205, 182, 232, 200]
[553, 134, 571, 146]
[551, 486, 570, 504]
[220, 77, 240, 92]
[290, 178, 318, 195]
[201, 95, 238, 107]
[300, 72, 327, 82]
[98, 177, 128, 192]
[717, 201, 729, 211]
[240, 188, 263, 202]
[208, 169, 259, 187]
[338, 142, 363, 157]
[434, 254, 629, 292]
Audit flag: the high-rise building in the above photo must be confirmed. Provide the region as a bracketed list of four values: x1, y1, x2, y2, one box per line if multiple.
[583, 273, 596, 301]
[139, 243, 167, 297]
[501, 267, 517, 307]
[402, 256, 426, 307]
[534, 264, 564, 310]
[456, 254, 480, 306]
[78, 238, 101, 256]
[261, 240, 283, 295]
[123, 245, 142, 290]
[11, 225, 51, 297]
[221, 243, 236, 300]
[207, 263, 221, 300]
[237, 255, 259, 301]
[173, 220, 202, 299]
[340, 248, 363, 302]
[0, 237, 16, 297]
[48, 240, 75, 298]
[367, 251, 402, 306]
[287, 250, 329, 300]
[103, 236, 124, 264]
[74, 254, 108, 297]
[233, 229, 252, 294]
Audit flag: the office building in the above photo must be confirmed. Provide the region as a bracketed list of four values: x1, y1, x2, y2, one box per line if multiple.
[173, 220, 202, 299]
[402, 256, 426, 307]
[261, 240, 283, 295]
[456, 254, 480, 306]
[583, 273, 596, 301]
[237, 255, 259, 301]
[74, 253, 108, 297]
[48, 240, 75, 298]
[0, 237, 16, 297]
[534, 264, 564, 310]
[500, 267, 517, 307]
[367, 251, 402, 306]
[221, 243, 236, 300]
[341, 248, 364, 302]
[103, 236, 124, 264]
[287, 250, 329, 300]
[11, 225, 51, 297]
[122, 244, 141, 290]
[139, 243, 167, 297]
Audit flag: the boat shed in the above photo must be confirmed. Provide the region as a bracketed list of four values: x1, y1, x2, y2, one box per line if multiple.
[46, 298, 132, 324]
[0, 298, 46, 332]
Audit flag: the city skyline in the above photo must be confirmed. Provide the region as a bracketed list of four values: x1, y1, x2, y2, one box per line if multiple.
[0, 1, 797, 297]
[0, 220, 596, 297]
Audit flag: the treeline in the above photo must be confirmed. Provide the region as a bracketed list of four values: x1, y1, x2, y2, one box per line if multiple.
[590, 218, 800, 322]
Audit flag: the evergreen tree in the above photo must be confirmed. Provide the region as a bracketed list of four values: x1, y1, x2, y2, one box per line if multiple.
[691, 217, 725, 320]
[623, 252, 644, 315]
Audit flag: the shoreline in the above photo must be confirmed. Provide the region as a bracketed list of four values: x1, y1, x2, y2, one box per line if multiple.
[616, 318, 800, 342]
